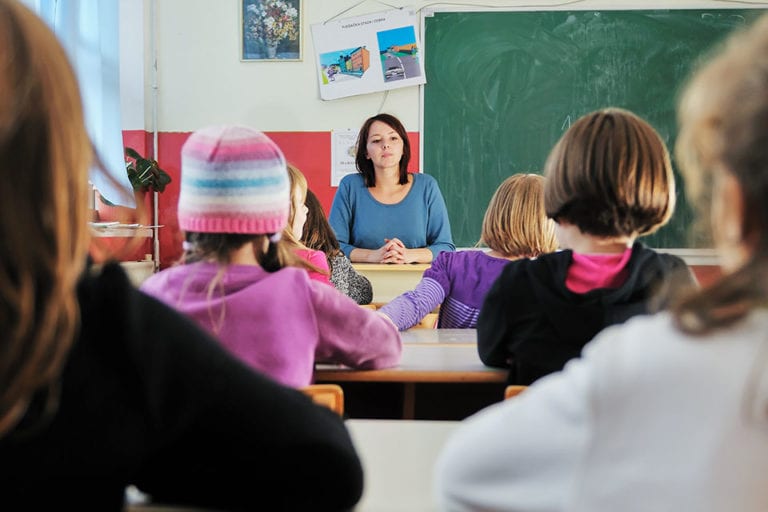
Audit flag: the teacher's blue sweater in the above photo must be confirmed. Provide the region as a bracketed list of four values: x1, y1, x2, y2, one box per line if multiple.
[329, 173, 455, 260]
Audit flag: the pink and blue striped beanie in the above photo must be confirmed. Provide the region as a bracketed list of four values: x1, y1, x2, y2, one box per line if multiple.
[178, 125, 290, 234]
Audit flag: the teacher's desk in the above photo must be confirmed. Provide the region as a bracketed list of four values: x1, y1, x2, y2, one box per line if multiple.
[352, 263, 430, 304]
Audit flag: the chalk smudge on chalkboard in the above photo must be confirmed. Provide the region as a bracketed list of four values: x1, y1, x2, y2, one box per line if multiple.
[424, 9, 763, 249]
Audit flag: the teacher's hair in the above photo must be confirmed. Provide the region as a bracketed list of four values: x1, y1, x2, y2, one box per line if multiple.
[673, 14, 768, 335]
[355, 113, 411, 187]
[0, 0, 92, 434]
[543, 108, 675, 238]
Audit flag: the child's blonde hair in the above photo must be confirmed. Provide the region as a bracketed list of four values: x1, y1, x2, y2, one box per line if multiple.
[283, 163, 309, 248]
[282, 164, 326, 275]
[479, 174, 558, 257]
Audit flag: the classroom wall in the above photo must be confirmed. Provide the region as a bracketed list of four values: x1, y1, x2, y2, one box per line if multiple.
[122, 0, 736, 267]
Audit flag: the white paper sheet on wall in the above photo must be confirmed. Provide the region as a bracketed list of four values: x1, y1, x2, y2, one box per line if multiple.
[311, 8, 426, 101]
[331, 128, 359, 186]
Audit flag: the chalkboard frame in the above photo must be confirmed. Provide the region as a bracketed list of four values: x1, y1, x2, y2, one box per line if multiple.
[419, 6, 767, 251]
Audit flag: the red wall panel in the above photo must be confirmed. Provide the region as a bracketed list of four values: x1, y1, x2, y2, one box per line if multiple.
[131, 130, 420, 268]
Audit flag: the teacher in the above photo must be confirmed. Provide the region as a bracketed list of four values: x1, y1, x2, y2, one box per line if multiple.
[329, 113, 455, 264]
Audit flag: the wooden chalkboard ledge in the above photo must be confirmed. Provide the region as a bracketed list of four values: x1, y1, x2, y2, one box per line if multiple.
[658, 248, 718, 266]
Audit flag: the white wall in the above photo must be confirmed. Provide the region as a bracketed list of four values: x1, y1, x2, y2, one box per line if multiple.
[123, 0, 764, 133]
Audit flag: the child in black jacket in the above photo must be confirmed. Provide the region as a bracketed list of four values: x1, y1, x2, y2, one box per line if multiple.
[478, 108, 696, 384]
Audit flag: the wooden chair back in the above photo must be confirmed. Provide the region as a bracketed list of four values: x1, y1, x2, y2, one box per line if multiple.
[504, 385, 528, 400]
[301, 384, 344, 415]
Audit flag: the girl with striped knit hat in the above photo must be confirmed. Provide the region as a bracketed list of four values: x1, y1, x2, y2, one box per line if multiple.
[140, 125, 401, 388]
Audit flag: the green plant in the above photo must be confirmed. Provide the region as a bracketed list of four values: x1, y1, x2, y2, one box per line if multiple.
[125, 146, 171, 193]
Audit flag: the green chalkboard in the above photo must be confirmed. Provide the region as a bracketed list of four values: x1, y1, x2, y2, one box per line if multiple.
[423, 9, 765, 248]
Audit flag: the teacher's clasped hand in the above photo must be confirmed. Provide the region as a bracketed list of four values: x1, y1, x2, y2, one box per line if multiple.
[382, 237, 410, 264]
[329, 113, 455, 264]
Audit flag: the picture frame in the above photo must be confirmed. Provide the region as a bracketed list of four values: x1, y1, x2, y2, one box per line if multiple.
[241, 0, 302, 62]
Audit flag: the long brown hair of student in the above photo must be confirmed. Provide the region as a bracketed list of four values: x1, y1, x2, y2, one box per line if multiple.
[302, 189, 341, 265]
[0, 0, 92, 436]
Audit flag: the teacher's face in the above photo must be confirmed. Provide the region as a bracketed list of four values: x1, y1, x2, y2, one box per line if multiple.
[366, 121, 403, 171]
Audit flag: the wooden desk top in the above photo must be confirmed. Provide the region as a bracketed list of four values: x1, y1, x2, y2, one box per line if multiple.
[401, 328, 476, 345]
[352, 263, 431, 272]
[346, 419, 458, 511]
[352, 263, 432, 303]
[315, 343, 505, 383]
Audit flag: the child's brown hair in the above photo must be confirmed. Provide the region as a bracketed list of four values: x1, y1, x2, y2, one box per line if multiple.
[302, 189, 341, 262]
[544, 108, 675, 238]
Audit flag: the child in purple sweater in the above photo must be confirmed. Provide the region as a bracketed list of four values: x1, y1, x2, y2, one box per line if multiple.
[379, 174, 558, 330]
[141, 125, 401, 388]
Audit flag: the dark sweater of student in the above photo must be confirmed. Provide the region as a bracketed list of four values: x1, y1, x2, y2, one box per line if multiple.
[478, 243, 695, 384]
[0, 263, 363, 511]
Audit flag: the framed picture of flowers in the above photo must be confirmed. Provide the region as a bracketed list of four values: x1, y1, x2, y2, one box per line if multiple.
[241, 0, 302, 61]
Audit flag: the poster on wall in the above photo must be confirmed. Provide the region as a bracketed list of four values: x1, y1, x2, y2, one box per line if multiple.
[331, 128, 359, 186]
[311, 9, 426, 100]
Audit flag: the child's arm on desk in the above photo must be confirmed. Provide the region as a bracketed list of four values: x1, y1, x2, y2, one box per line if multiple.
[311, 281, 402, 369]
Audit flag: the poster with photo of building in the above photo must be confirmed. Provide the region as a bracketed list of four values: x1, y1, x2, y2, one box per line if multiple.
[311, 9, 426, 100]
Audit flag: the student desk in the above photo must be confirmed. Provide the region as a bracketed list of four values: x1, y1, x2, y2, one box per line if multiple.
[314, 329, 507, 419]
[351, 263, 430, 303]
[346, 419, 459, 511]
[126, 420, 459, 512]
[315, 330, 501, 382]
[399, 328, 477, 345]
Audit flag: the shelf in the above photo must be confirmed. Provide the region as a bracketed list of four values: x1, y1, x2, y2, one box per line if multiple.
[89, 223, 160, 238]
